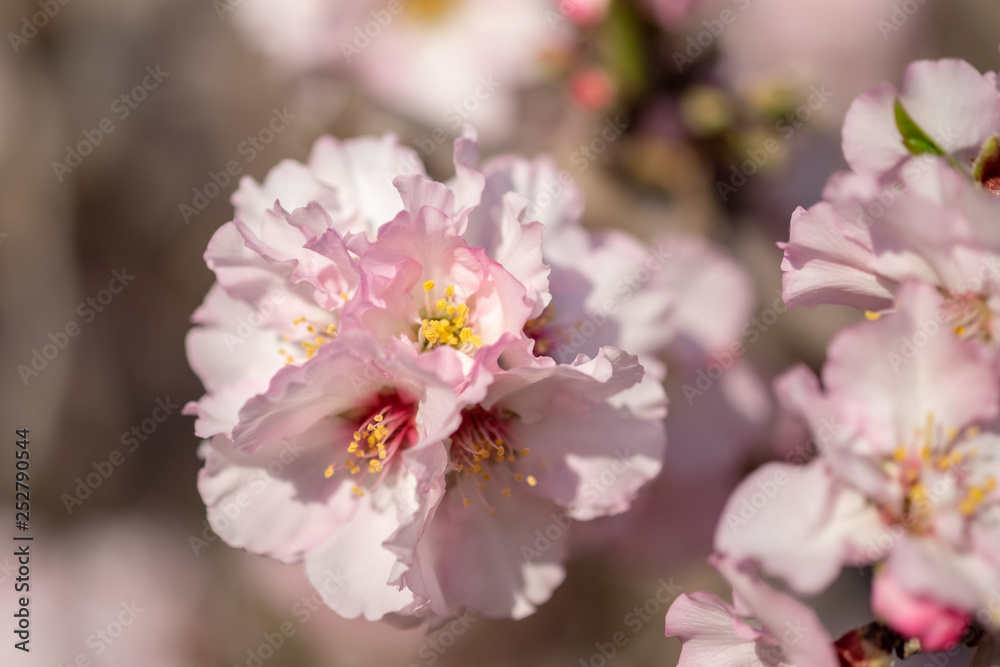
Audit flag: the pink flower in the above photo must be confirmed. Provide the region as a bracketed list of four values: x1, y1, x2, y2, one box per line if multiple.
[199, 332, 468, 620]
[715, 282, 1000, 640]
[185, 131, 543, 439]
[408, 346, 665, 618]
[664, 557, 838, 667]
[782, 157, 1000, 323]
[781, 58, 1000, 328]
[189, 129, 668, 621]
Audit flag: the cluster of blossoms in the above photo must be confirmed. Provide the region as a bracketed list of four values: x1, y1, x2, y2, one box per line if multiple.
[185, 127, 672, 621]
[666, 58, 1000, 664]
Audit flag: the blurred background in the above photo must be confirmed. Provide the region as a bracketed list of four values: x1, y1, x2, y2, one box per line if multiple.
[1, 0, 998, 664]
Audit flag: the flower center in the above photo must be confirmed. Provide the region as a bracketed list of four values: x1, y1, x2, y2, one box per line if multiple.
[418, 280, 482, 352]
[324, 396, 414, 498]
[447, 407, 541, 516]
[887, 415, 996, 531]
[278, 315, 338, 365]
[942, 292, 994, 343]
[277, 293, 349, 365]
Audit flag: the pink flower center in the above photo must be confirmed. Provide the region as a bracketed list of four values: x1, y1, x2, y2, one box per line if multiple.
[447, 407, 543, 516]
[324, 396, 415, 498]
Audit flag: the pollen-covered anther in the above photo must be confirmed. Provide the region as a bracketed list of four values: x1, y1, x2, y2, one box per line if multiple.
[418, 283, 481, 352]
[281, 315, 338, 363]
[450, 407, 543, 514]
[322, 402, 413, 493]
[943, 293, 994, 343]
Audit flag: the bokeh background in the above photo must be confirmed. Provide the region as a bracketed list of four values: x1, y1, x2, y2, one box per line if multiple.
[1, 0, 998, 664]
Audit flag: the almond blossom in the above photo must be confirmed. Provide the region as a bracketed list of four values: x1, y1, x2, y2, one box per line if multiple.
[781, 58, 1000, 338]
[187, 129, 668, 621]
[715, 282, 1000, 650]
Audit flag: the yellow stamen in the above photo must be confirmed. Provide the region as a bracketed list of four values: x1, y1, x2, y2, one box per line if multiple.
[423, 280, 435, 291]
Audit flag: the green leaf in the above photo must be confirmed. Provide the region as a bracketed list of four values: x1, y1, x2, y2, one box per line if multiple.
[894, 100, 944, 156]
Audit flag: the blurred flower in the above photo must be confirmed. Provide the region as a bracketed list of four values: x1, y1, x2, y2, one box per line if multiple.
[715, 282, 1000, 646]
[664, 556, 838, 666]
[232, 0, 574, 139]
[871, 570, 969, 653]
[718, 0, 927, 127]
[1, 516, 210, 667]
